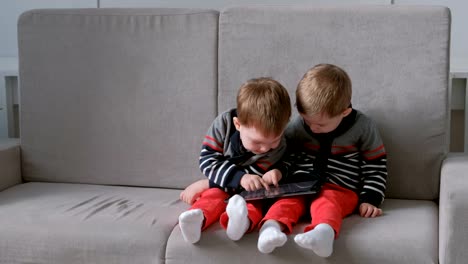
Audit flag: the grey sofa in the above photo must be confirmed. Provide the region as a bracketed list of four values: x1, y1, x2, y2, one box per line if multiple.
[0, 5, 462, 264]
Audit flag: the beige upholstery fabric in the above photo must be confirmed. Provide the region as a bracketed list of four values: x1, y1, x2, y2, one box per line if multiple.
[18, 9, 219, 189]
[0, 182, 186, 264]
[0, 139, 21, 191]
[218, 5, 450, 200]
[167, 199, 438, 264]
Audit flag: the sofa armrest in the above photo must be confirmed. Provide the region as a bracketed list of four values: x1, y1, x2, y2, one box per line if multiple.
[439, 153, 468, 264]
[0, 139, 21, 191]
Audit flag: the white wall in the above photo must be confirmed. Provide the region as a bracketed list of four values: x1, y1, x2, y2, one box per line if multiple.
[0, 0, 97, 58]
[394, 0, 468, 72]
[0, 1, 97, 138]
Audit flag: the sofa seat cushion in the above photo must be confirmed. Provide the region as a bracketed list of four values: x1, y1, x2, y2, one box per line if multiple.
[0, 182, 187, 264]
[166, 199, 438, 264]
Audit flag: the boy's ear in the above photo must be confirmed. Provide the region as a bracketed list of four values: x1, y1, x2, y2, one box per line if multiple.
[233, 117, 241, 131]
[342, 107, 353, 117]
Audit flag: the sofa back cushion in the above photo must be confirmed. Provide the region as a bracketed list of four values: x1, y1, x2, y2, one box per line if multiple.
[18, 9, 218, 188]
[218, 6, 450, 200]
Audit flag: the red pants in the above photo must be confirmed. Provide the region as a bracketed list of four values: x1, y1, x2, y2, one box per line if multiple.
[260, 196, 306, 234]
[304, 183, 358, 238]
[191, 188, 306, 234]
[189, 188, 229, 230]
[220, 196, 306, 234]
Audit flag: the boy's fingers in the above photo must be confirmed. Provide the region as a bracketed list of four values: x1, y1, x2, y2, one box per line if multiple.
[375, 208, 383, 217]
[191, 193, 201, 204]
[259, 178, 270, 191]
[253, 181, 261, 190]
[362, 206, 372, 217]
[252, 180, 262, 191]
[189, 198, 195, 205]
[271, 177, 278, 187]
[180, 192, 187, 203]
[367, 207, 381, 218]
[363, 208, 371, 217]
[359, 205, 366, 216]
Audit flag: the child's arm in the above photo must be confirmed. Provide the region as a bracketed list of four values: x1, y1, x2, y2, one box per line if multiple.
[359, 119, 388, 216]
[359, 146, 387, 207]
[180, 179, 209, 205]
[199, 112, 250, 190]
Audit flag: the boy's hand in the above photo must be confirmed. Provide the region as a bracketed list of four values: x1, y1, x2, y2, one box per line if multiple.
[262, 169, 282, 187]
[359, 203, 383, 218]
[180, 179, 209, 205]
[240, 174, 270, 191]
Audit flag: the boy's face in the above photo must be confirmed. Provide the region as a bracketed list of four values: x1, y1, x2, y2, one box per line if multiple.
[301, 108, 352, 134]
[233, 117, 282, 155]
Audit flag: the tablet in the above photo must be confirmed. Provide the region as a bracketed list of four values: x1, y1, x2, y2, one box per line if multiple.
[236, 179, 320, 201]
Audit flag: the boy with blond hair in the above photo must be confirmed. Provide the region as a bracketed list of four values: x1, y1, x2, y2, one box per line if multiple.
[179, 78, 306, 253]
[286, 64, 387, 257]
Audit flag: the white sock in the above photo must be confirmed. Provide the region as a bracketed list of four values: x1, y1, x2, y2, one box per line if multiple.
[178, 209, 204, 244]
[257, 220, 287, 254]
[226, 194, 250, 241]
[294, 223, 335, 257]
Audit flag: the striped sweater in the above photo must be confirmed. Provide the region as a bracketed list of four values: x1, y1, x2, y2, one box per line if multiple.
[285, 109, 387, 206]
[199, 108, 288, 192]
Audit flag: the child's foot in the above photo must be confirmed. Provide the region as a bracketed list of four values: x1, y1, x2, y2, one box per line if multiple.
[294, 223, 335, 257]
[257, 220, 287, 254]
[226, 194, 250, 241]
[178, 209, 204, 243]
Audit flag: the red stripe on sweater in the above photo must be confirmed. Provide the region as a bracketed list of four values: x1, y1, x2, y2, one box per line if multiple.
[364, 145, 385, 155]
[331, 145, 357, 155]
[205, 135, 223, 149]
[305, 143, 319, 150]
[256, 159, 272, 171]
[257, 163, 267, 171]
[203, 142, 223, 152]
[332, 145, 356, 150]
[365, 151, 386, 160]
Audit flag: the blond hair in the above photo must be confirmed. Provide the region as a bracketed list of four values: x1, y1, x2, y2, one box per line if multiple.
[237, 77, 291, 136]
[296, 64, 352, 117]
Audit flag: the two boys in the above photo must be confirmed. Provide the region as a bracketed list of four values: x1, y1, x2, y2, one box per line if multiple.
[179, 64, 388, 257]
